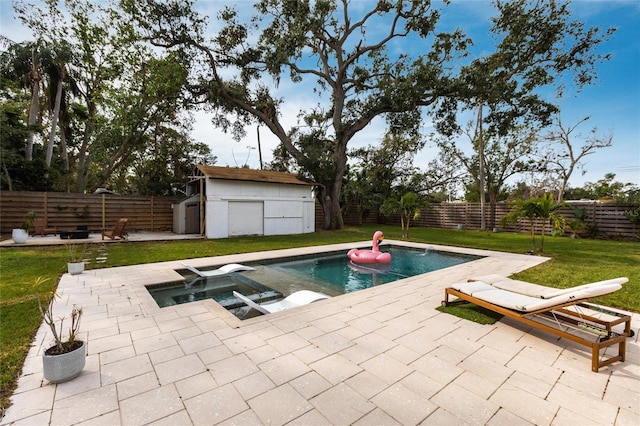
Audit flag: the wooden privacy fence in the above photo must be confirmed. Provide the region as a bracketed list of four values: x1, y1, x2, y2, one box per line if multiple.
[348, 201, 639, 239]
[1, 191, 177, 235]
[3, 191, 637, 239]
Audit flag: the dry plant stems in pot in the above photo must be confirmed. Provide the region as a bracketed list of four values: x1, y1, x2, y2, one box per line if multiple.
[34, 277, 85, 383]
[65, 240, 86, 275]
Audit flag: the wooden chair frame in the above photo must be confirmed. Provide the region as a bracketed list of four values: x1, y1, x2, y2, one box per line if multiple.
[443, 287, 631, 372]
[101, 218, 128, 240]
[31, 218, 57, 236]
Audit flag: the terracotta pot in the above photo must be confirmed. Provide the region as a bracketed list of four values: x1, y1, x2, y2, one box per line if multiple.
[42, 341, 86, 383]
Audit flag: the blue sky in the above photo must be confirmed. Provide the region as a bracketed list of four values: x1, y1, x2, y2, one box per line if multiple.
[434, 1, 640, 187]
[1, 0, 638, 188]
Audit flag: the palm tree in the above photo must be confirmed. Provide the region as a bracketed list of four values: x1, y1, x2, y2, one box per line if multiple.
[535, 193, 566, 252]
[380, 192, 429, 239]
[501, 193, 566, 253]
[501, 197, 540, 253]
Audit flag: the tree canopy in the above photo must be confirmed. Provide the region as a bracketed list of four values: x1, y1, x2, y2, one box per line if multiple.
[543, 114, 613, 202]
[1, 0, 214, 195]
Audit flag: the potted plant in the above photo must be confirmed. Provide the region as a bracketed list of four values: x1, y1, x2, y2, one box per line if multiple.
[65, 240, 86, 275]
[34, 277, 85, 383]
[12, 211, 36, 244]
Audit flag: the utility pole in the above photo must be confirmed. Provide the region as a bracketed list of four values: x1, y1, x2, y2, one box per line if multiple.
[477, 103, 486, 231]
[257, 126, 263, 170]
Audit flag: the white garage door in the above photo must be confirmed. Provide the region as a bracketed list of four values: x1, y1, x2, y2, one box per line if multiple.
[228, 201, 264, 236]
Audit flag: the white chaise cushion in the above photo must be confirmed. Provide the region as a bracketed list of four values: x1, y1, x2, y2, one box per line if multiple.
[450, 281, 496, 296]
[450, 281, 622, 312]
[471, 275, 628, 299]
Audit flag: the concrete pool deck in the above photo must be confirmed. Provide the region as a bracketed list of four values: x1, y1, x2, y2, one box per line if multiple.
[2, 240, 639, 425]
[0, 231, 204, 246]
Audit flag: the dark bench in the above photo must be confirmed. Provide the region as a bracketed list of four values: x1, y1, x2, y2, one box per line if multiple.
[60, 225, 90, 240]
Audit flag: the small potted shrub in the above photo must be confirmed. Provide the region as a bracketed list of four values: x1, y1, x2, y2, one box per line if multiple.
[12, 211, 36, 244]
[35, 277, 85, 383]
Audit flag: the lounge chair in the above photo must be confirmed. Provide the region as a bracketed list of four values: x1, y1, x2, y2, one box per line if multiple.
[233, 290, 330, 315]
[31, 218, 57, 236]
[180, 262, 255, 277]
[102, 218, 128, 240]
[468, 274, 627, 299]
[442, 276, 631, 372]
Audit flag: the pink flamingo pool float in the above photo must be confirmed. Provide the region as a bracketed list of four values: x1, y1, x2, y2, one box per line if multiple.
[347, 230, 392, 264]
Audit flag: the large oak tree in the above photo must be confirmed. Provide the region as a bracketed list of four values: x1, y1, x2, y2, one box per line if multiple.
[122, 0, 468, 229]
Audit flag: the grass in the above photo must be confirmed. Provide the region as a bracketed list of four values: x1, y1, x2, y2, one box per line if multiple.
[1, 224, 638, 411]
[436, 300, 504, 325]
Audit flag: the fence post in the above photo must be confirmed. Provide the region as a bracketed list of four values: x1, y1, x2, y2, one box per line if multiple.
[102, 194, 105, 231]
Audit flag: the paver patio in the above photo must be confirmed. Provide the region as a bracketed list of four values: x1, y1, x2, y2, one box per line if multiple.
[2, 240, 638, 425]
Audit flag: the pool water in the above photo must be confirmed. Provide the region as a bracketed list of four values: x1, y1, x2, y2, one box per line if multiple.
[146, 245, 481, 318]
[147, 274, 283, 308]
[268, 246, 480, 294]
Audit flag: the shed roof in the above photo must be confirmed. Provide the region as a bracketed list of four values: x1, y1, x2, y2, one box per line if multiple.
[195, 165, 316, 186]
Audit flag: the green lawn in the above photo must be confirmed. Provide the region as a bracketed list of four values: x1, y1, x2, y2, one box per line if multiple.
[1, 225, 638, 410]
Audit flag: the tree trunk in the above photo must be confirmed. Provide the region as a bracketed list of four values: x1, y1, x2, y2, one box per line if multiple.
[2, 163, 13, 190]
[46, 78, 64, 166]
[324, 138, 348, 230]
[403, 215, 410, 239]
[356, 201, 363, 225]
[76, 101, 96, 193]
[557, 173, 570, 203]
[488, 191, 497, 229]
[318, 187, 332, 230]
[59, 121, 70, 192]
[529, 221, 536, 253]
[331, 194, 344, 230]
[26, 68, 41, 161]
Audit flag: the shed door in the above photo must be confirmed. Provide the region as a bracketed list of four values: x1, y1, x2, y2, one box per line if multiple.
[228, 201, 263, 236]
[185, 202, 200, 234]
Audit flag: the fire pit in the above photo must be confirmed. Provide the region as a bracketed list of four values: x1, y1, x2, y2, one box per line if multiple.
[59, 230, 89, 239]
[60, 225, 90, 240]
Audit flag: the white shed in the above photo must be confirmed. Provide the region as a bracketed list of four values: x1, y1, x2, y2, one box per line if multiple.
[189, 165, 317, 239]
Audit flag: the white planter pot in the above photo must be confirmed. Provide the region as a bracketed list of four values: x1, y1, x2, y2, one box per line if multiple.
[67, 262, 85, 275]
[12, 229, 28, 244]
[42, 341, 86, 383]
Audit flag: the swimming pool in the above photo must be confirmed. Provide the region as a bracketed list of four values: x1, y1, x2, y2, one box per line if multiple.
[146, 245, 482, 319]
